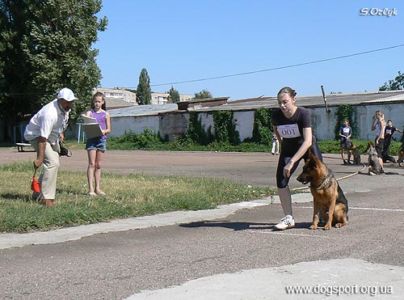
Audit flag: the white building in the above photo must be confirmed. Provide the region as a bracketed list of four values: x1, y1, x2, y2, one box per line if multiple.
[96, 88, 193, 105]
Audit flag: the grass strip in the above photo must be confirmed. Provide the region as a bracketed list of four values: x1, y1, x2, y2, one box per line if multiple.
[0, 162, 274, 233]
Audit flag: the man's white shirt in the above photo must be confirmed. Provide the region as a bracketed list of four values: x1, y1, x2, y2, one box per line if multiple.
[24, 99, 69, 144]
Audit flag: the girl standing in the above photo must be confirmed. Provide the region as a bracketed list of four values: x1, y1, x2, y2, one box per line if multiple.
[85, 92, 111, 196]
[371, 110, 386, 171]
[272, 87, 323, 230]
[339, 119, 352, 164]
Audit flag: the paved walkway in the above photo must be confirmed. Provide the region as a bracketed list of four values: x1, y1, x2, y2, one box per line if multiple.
[1, 147, 404, 299]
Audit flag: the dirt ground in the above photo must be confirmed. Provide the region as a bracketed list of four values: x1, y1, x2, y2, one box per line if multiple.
[0, 146, 373, 188]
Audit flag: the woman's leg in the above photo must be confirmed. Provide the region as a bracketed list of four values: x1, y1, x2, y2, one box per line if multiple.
[278, 186, 292, 216]
[87, 149, 97, 195]
[340, 148, 345, 163]
[274, 155, 301, 230]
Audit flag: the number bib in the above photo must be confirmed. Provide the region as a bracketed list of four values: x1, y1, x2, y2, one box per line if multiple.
[277, 124, 301, 138]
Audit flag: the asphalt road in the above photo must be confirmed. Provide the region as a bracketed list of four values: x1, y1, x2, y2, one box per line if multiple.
[0, 147, 403, 299]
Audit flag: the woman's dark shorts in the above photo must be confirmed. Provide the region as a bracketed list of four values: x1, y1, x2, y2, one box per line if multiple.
[86, 138, 107, 152]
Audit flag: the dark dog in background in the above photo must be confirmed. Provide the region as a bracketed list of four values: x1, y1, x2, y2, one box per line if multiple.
[366, 141, 383, 175]
[398, 134, 404, 167]
[296, 149, 349, 230]
[348, 144, 361, 165]
[398, 146, 404, 167]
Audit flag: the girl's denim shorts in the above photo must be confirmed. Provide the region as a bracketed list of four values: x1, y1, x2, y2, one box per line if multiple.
[86, 138, 107, 152]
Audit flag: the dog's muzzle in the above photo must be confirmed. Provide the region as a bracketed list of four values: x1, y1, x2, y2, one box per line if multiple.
[296, 176, 310, 185]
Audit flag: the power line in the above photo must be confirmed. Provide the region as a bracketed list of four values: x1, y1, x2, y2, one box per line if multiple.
[150, 43, 404, 87]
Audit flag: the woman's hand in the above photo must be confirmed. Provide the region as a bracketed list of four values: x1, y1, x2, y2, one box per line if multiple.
[283, 159, 295, 178]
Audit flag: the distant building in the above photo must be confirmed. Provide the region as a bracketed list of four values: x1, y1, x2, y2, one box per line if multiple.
[95, 88, 137, 109]
[95, 88, 193, 106]
[151, 92, 193, 105]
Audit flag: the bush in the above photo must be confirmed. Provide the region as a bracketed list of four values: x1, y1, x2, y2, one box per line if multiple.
[108, 129, 164, 150]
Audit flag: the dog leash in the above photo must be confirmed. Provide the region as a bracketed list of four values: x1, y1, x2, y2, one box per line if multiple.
[291, 164, 368, 192]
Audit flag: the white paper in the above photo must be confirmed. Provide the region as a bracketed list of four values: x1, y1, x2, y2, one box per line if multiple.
[81, 115, 98, 124]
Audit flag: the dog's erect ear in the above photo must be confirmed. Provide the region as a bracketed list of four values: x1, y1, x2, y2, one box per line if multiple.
[308, 158, 317, 168]
[307, 147, 314, 158]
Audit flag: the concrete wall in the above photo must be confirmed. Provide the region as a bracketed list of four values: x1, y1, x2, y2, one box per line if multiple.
[234, 110, 255, 141]
[199, 113, 214, 136]
[110, 115, 159, 137]
[159, 113, 189, 141]
[106, 102, 404, 142]
[312, 103, 404, 140]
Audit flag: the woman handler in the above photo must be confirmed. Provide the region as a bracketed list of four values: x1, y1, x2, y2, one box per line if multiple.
[272, 87, 323, 230]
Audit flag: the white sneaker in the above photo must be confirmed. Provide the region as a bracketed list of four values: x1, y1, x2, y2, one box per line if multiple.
[274, 215, 295, 230]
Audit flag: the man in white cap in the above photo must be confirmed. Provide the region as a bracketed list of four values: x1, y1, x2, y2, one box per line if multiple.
[24, 88, 77, 207]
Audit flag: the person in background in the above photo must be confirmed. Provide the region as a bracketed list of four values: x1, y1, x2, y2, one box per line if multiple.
[24, 88, 77, 207]
[84, 92, 111, 196]
[339, 119, 352, 165]
[371, 110, 386, 171]
[271, 86, 323, 230]
[271, 134, 280, 155]
[382, 119, 402, 163]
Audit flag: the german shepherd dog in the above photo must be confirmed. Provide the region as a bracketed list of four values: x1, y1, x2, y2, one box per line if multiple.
[398, 134, 404, 167]
[296, 149, 349, 230]
[398, 147, 404, 167]
[365, 141, 383, 175]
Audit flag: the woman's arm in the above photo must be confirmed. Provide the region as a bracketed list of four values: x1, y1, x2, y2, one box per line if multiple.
[273, 126, 281, 142]
[377, 119, 386, 141]
[103, 112, 111, 135]
[290, 127, 312, 164]
[371, 116, 378, 131]
[283, 127, 312, 178]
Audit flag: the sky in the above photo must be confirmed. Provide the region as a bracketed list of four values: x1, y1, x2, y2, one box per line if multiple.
[95, 0, 404, 100]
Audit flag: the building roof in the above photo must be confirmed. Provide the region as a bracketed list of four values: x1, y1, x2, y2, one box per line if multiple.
[106, 98, 137, 109]
[107, 90, 404, 117]
[109, 103, 178, 117]
[194, 90, 404, 112]
[178, 97, 230, 110]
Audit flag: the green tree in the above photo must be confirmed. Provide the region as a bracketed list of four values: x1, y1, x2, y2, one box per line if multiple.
[167, 86, 180, 103]
[0, 0, 107, 124]
[194, 89, 212, 99]
[379, 71, 404, 91]
[136, 68, 151, 105]
[252, 108, 272, 145]
[213, 111, 240, 145]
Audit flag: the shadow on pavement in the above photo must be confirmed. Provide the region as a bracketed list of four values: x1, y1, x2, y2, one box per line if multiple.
[180, 220, 316, 232]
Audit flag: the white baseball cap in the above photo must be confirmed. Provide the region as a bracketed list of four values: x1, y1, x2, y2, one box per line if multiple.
[57, 88, 77, 102]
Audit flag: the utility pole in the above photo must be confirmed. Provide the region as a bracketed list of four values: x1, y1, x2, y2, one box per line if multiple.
[321, 85, 330, 113]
